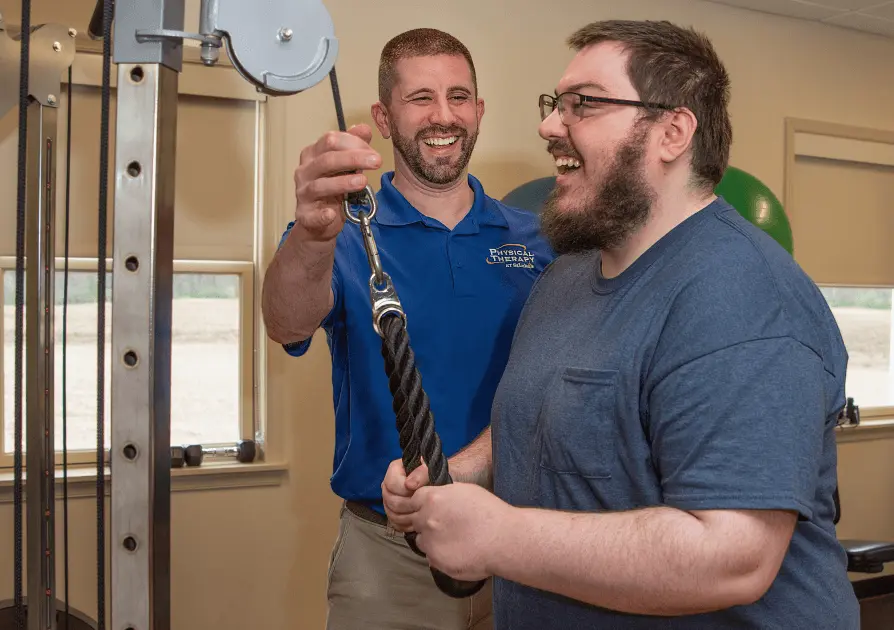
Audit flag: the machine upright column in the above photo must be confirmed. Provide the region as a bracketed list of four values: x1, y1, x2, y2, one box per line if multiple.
[109, 1, 184, 628]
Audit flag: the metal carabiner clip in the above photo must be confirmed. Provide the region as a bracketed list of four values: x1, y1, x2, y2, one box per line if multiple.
[359, 214, 385, 288]
[359, 216, 406, 336]
[343, 186, 405, 336]
[344, 185, 385, 285]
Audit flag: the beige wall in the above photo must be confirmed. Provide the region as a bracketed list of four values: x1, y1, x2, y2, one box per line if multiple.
[1, 0, 894, 627]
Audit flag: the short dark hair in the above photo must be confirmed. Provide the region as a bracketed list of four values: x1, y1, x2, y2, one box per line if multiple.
[378, 28, 478, 104]
[567, 20, 732, 192]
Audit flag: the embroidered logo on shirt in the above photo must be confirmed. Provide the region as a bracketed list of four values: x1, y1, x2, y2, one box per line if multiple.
[486, 244, 536, 269]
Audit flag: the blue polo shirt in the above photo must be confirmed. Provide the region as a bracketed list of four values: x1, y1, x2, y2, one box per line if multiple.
[278, 172, 554, 513]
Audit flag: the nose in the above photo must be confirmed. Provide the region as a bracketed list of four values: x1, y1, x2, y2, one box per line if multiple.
[538, 108, 565, 142]
[430, 96, 458, 127]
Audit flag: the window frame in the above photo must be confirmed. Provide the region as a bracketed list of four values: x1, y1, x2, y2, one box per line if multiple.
[816, 281, 894, 422]
[0, 257, 255, 470]
[0, 37, 271, 470]
[785, 117, 894, 423]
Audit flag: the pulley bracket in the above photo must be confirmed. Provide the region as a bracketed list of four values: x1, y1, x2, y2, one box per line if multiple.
[0, 20, 77, 115]
[200, 0, 338, 95]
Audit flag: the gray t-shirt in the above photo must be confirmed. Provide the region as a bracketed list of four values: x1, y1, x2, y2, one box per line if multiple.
[491, 197, 859, 629]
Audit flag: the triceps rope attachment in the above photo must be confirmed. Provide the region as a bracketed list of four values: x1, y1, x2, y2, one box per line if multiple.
[342, 186, 486, 599]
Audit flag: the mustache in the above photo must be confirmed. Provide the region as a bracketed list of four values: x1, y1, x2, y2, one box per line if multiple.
[547, 139, 582, 160]
[416, 125, 467, 140]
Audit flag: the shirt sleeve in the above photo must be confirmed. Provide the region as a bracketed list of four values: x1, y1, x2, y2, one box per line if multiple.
[277, 222, 341, 358]
[647, 336, 828, 520]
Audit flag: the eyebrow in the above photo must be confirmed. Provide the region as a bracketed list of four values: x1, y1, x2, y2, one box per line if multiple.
[555, 81, 609, 96]
[404, 85, 473, 99]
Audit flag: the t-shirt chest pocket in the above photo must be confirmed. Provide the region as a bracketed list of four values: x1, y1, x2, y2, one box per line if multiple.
[538, 367, 618, 480]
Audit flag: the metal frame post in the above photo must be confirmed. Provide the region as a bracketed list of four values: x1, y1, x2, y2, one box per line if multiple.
[110, 1, 184, 629]
[24, 94, 58, 630]
[110, 62, 179, 630]
[2, 17, 76, 630]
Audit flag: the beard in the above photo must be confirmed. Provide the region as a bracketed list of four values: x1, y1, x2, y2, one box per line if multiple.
[540, 123, 656, 255]
[391, 123, 478, 185]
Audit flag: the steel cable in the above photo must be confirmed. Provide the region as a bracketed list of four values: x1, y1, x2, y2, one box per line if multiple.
[13, 0, 32, 626]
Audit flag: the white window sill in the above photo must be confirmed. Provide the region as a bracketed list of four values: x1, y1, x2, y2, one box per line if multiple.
[0, 460, 288, 503]
[836, 418, 894, 443]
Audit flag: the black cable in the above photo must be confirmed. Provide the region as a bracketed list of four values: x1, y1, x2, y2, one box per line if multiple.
[96, 2, 114, 628]
[87, 0, 111, 40]
[62, 63, 74, 630]
[328, 68, 347, 133]
[327, 66, 485, 599]
[14, 1, 32, 627]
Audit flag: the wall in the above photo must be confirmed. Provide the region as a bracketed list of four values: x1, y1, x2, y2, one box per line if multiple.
[0, 0, 893, 628]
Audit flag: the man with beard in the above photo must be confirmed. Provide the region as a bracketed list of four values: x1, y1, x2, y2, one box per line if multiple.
[261, 28, 554, 630]
[382, 19, 859, 630]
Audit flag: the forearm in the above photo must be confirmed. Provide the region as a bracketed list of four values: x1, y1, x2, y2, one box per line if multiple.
[448, 426, 492, 489]
[490, 506, 768, 616]
[261, 230, 335, 344]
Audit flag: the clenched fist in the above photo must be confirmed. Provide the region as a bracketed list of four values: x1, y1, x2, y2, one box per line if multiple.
[382, 457, 432, 533]
[293, 124, 382, 243]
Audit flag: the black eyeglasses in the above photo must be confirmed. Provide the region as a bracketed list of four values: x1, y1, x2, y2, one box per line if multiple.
[539, 92, 676, 125]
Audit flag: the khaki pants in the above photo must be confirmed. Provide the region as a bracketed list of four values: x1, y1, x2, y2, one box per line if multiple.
[326, 502, 494, 630]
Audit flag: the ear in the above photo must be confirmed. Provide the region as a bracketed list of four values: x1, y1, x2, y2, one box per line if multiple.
[370, 101, 391, 139]
[657, 107, 697, 165]
[476, 96, 485, 123]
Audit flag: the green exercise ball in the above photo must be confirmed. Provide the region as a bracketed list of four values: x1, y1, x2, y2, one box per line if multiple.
[715, 166, 794, 255]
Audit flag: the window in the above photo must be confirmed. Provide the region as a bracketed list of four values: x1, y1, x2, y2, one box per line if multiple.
[785, 119, 894, 420]
[0, 42, 266, 468]
[0, 259, 254, 467]
[820, 287, 894, 415]
[1, 263, 111, 464]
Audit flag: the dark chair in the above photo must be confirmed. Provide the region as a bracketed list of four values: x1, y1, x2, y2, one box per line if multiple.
[838, 484, 894, 629]
[833, 399, 894, 577]
[835, 486, 894, 575]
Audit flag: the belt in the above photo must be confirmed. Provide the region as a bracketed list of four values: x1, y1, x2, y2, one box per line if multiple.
[345, 500, 389, 527]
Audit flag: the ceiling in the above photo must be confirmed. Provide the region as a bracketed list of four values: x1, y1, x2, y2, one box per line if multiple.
[705, 0, 894, 39]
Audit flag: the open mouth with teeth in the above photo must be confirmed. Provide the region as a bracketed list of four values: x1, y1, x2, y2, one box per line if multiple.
[423, 136, 459, 148]
[555, 156, 582, 175]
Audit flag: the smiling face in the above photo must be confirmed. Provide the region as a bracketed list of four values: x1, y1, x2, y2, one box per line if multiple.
[537, 41, 660, 254]
[373, 54, 485, 187]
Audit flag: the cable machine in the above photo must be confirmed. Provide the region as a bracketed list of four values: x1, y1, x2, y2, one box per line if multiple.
[2, 1, 337, 627]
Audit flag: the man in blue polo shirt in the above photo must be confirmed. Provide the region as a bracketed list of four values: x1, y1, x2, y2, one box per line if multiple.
[261, 28, 553, 630]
